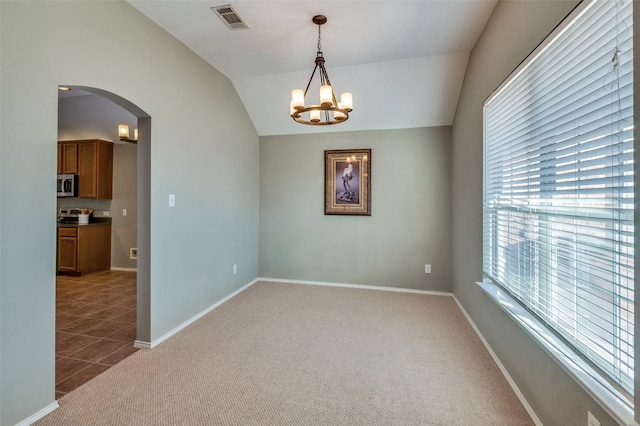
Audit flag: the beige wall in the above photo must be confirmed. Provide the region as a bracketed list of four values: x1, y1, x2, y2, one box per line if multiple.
[451, 1, 621, 425]
[260, 127, 452, 291]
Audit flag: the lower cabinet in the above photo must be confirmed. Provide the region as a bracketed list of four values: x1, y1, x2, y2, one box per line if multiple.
[57, 224, 111, 275]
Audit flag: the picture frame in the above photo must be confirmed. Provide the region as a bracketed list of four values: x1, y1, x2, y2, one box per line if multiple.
[324, 149, 371, 216]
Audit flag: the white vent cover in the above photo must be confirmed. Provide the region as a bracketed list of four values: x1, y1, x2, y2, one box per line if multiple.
[211, 5, 249, 31]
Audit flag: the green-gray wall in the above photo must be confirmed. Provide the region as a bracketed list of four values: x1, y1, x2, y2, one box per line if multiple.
[451, 1, 620, 425]
[0, 1, 259, 425]
[260, 127, 452, 291]
[3, 0, 634, 425]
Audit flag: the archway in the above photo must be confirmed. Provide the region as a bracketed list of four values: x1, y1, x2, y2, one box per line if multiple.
[57, 85, 151, 358]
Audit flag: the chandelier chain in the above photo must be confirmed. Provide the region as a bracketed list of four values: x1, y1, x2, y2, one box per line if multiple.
[317, 25, 322, 53]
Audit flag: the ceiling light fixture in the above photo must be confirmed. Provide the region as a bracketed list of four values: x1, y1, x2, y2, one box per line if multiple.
[290, 15, 352, 126]
[118, 124, 138, 144]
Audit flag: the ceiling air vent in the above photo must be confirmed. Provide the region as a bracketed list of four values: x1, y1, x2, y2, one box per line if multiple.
[211, 5, 249, 31]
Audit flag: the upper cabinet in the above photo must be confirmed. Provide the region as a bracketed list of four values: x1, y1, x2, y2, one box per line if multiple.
[78, 140, 113, 199]
[58, 140, 114, 199]
[58, 142, 79, 174]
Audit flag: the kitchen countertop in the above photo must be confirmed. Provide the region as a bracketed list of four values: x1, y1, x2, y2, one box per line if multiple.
[57, 217, 112, 228]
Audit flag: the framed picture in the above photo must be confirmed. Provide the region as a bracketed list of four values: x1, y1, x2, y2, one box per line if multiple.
[324, 149, 371, 216]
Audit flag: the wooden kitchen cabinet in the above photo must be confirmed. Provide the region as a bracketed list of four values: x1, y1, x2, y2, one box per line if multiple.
[78, 140, 113, 199]
[57, 224, 112, 275]
[57, 228, 79, 271]
[57, 142, 79, 174]
[59, 139, 113, 199]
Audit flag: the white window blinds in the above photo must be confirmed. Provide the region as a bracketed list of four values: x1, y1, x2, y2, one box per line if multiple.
[483, 0, 634, 395]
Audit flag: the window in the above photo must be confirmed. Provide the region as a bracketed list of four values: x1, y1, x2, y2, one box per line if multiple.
[483, 0, 634, 400]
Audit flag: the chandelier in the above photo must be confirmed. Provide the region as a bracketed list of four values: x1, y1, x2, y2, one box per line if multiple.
[290, 15, 353, 125]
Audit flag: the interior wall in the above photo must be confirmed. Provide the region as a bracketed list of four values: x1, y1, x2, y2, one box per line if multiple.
[451, 1, 620, 425]
[58, 93, 138, 269]
[260, 127, 452, 291]
[0, 2, 259, 425]
[111, 143, 137, 269]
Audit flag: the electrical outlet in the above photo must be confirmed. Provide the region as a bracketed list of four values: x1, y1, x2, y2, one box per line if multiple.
[587, 411, 600, 426]
[103, 211, 110, 216]
[233, 264, 237, 274]
[130, 248, 138, 260]
[425, 264, 431, 274]
[122, 208, 127, 217]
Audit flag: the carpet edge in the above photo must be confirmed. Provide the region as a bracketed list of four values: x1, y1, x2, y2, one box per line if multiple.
[258, 277, 452, 296]
[146, 278, 261, 348]
[452, 294, 542, 426]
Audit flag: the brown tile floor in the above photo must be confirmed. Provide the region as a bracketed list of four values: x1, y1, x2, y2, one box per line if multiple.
[56, 270, 138, 399]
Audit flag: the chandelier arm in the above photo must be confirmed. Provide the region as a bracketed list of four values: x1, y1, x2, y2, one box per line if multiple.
[332, 93, 339, 107]
[319, 64, 339, 106]
[303, 64, 320, 97]
[326, 73, 340, 107]
[319, 64, 329, 88]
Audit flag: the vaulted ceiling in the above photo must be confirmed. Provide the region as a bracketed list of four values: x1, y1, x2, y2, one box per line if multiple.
[128, 1, 498, 136]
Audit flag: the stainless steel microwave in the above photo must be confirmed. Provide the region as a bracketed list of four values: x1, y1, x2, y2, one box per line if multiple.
[57, 174, 78, 197]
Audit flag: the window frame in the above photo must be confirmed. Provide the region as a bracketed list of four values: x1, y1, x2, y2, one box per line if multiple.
[479, 0, 637, 423]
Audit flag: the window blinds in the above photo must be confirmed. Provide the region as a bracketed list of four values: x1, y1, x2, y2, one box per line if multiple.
[483, 0, 634, 394]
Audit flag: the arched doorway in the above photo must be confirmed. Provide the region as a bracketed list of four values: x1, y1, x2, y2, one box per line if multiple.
[55, 86, 151, 397]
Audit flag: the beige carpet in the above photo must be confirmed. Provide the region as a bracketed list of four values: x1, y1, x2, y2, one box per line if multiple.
[36, 282, 534, 425]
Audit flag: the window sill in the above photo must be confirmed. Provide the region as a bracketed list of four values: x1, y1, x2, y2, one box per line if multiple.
[476, 281, 636, 426]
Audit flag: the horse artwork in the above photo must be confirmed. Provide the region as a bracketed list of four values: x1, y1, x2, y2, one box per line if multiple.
[337, 162, 358, 203]
[324, 149, 371, 216]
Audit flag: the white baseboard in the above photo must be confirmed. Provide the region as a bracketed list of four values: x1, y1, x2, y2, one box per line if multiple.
[17, 401, 59, 426]
[259, 277, 452, 297]
[451, 294, 542, 426]
[134, 340, 151, 349]
[146, 278, 260, 349]
[110, 267, 137, 272]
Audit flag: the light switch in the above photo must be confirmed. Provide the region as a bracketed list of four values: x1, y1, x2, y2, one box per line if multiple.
[122, 209, 127, 217]
[169, 194, 176, 207]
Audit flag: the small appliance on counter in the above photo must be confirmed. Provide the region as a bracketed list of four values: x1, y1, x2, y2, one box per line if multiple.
[58, 208, 93, 224]
[57, 174, 78, 198]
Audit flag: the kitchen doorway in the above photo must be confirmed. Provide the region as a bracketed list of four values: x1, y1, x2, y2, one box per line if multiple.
[55, 86, 151, 398]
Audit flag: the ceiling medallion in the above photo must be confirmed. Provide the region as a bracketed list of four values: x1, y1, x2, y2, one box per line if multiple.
[290, 15, 353, 126]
